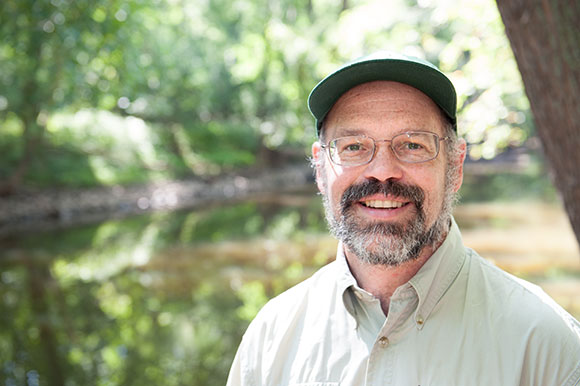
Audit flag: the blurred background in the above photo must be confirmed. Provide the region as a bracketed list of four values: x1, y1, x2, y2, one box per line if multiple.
[1, 0, 578, 385]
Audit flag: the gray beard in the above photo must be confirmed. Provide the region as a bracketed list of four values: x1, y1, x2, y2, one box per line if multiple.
[322, 179, 455, 267]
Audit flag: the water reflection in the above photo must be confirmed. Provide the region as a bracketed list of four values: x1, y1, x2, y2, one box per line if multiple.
[0, 197, 330, 386]
[1, 197, 578, 385]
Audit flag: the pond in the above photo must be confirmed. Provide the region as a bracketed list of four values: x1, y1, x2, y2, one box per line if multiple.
[1, 195, 579, 386]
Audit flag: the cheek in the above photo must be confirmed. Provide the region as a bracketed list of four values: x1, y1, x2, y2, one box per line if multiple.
[422, 175, 447, 216]
[326, 177, 345, 206]
[320, 163, 345, 195]
[410, 165, 446, 208]
[323, 169, 355, 209]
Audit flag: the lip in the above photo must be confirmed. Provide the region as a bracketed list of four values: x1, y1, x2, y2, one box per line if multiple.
[354, 195, 412, 220]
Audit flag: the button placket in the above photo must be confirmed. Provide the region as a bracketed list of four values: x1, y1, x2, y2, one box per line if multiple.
[378, 336, 389, 347]
[415, 315, 425, 330]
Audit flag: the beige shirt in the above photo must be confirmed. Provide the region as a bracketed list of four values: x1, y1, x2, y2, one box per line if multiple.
[227, 220, 580, 385]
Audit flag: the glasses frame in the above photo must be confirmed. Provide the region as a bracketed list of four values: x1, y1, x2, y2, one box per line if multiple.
[320, 131, 449, 167]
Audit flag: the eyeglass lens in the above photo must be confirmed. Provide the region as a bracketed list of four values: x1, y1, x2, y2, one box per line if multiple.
[329, 132, 441, 166]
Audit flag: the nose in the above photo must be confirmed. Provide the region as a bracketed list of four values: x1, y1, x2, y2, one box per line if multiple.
[362, 141, 404, 182]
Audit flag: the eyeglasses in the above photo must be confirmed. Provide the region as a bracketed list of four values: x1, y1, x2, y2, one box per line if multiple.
[321, 131, 448, 167]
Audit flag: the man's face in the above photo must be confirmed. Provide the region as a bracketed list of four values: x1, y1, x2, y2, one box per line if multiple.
[312, 81, 465, 266]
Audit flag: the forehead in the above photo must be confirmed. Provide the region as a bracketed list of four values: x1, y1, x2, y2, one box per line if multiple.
[322, 81, 446, 138]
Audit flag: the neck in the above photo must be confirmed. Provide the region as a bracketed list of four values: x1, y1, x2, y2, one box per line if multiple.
[345, 235, 446, 315]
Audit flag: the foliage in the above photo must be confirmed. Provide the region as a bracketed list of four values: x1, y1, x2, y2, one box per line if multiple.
[0, 0, 535, 189]
[461, 170, 558, 203]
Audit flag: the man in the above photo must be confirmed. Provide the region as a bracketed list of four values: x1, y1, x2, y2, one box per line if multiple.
[227, 51, 580, 385]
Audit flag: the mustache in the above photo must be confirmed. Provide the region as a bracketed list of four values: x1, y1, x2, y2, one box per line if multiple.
[340, 179, 425, 212]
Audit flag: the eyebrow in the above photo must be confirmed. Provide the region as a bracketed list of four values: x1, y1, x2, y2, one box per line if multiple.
[333, 128, 365, 137]
[332, 127, 421, 138]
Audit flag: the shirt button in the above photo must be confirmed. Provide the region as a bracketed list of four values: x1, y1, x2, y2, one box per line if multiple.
[378, 336, 389, 347]
[416, 316, 424, 325]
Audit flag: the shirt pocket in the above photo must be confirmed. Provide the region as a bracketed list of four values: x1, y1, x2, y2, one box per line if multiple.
[289, 383, 339, 386]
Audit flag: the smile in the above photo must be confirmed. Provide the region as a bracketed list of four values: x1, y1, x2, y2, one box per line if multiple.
[361, 200, 407, 209]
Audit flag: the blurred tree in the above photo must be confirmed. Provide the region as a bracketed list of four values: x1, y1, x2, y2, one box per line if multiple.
[496, 0, 580, 244]
[0, 0, 539, 193]
[0, 0, 131, 193]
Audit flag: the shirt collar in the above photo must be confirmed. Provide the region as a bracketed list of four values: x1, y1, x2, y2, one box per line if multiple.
[334, 217, 466, 328]
[335, 242, 359, 321]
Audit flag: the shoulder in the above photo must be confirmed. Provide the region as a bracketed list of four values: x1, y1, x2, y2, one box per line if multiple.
[242, 260, 341, 340]
[465, 248, 576, 321]
[463, 248, 580, 351]
[450, 248, 580, 384]
[256, 260, 340, 324]
[229, 261, 344, 384]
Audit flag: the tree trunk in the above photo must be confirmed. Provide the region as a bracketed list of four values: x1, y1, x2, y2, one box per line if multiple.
[0, 118, 41, 196]
[0, 17, 45, 196]
[496, 0, 580, 246]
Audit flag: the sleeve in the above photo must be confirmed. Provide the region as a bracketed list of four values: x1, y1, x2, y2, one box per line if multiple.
[226, 314, 266, 386]
[559, 315, 580, 386]
[519, 298, 580, 386]
[563, 365, 580, 386]
[225, 342, 250, 386]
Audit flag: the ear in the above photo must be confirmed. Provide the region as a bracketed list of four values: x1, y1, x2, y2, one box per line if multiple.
[311, 141, 326, 194]
[452, 139, 467, 193]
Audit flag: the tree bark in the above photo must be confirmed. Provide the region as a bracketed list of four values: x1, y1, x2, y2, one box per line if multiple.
[496, 0, 580, 246]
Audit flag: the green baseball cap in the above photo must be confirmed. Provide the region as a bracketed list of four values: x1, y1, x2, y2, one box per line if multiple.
[308, 51, 457, 136]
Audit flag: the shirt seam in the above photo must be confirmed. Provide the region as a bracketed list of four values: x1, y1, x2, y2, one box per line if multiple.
[563, 362, 580, 386]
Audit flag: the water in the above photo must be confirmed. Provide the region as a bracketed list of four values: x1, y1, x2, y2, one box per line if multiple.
[0, 196, 330, 386]
[1, 197, 578, 385]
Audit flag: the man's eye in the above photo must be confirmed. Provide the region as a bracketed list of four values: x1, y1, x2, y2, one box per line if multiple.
[344, 143, 363, 152]
[403, 142, 424, 150]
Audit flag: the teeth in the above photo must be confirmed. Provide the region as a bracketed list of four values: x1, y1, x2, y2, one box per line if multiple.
[363, 200, 405, 209]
